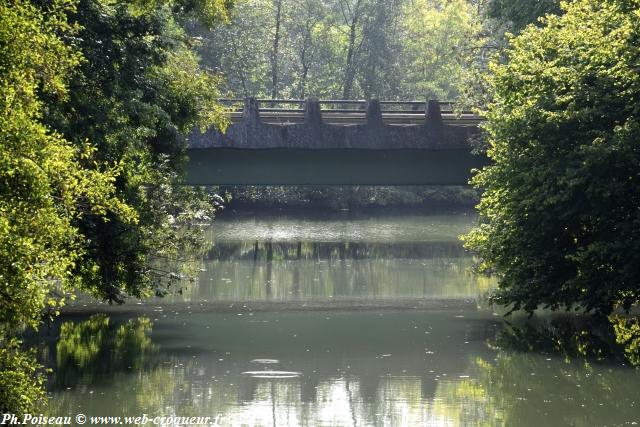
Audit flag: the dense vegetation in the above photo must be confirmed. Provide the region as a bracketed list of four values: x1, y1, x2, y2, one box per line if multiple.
[193, 0, 485, 100]
[1, 0, 231, 413]
[222, 185, 479, 211]
[189, 0, 562, 102]
[42, 0, 230, 305]
[464, 0, 640, 315]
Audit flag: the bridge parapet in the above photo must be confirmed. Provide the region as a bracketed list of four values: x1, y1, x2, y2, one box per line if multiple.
[188, 98, 480, 150]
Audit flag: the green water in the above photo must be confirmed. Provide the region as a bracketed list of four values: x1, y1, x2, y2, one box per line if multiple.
[29, 211, 640, 426]
[172, 212, 490, 305]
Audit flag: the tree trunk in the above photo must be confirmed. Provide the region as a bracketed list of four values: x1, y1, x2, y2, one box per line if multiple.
[341, 0, 362, 99]
[298, 26, 312, 98]
[270, 0, 283, 99]
[231, 38, 248, 96]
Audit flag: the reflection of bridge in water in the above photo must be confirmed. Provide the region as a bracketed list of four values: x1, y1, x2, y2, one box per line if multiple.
[186, 98, 487, 186]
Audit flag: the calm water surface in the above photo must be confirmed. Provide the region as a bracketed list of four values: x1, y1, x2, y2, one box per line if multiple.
[30, 211, 640, 426]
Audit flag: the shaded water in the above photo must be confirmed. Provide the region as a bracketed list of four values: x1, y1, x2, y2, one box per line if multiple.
[30, 211, 640, 426]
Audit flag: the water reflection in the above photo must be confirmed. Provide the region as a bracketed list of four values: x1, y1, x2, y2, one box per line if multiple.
[67, 212, 492, 307]
[40, 315, 158, 390]
[207, 213, 476, 244]
[186, 241, 489, 303]
[37, 212, 640, 425]
[453, 315, 640, 426]
[492, 315, 640, 365]
[37, 311, 640, 426]
[169, 212, 492, 304]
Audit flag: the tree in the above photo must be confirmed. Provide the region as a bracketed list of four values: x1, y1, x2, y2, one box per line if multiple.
[464, 0, 640, 315]
[335, 0, 364, 99]
[197, 0, 273, 97]
[488, 0, 561, 33]
[0, 0, 134, 334]
[401, 0, 484, 101]
[196, 0, 491, 101]
[43, 0, 230, 304]
[0, 0, 136, 413]
[270, 0, 284, 98]
[358, 0, 404, 99]
[287, 0, 325, 98]
[1, 0, 231, 413]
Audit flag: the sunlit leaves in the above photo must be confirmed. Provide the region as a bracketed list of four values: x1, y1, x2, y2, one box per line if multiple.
[41, 0, 229, 304]
[401, 0, 484, 100]
[464, 0, 640, 315]
[0, 339, 47, 414]
[0, 0, 134, 331]
[152, 48, 229, 133]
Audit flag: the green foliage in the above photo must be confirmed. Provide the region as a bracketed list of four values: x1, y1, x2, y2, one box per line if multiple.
[197, 0, 485, 100]
[0, 339, 47, 414]
[0, 0, 134, 331]
[402, 0, 484, 100]
[41, 0, 229, 303]
[611, 316, 640, 367]
[2, 0, 230, 412]
[488, 0, 561, 33]
[464, 0, 640, 315]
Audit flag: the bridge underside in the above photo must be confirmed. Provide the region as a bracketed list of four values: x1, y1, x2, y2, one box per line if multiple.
[185, 148, 488, 186]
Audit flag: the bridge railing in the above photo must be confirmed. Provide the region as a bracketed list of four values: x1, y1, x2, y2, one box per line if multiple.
[214, 98, 479, 126]
[216, 99, 471, 113]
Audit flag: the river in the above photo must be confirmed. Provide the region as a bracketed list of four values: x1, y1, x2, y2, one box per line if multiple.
[28, 210, 640, 426]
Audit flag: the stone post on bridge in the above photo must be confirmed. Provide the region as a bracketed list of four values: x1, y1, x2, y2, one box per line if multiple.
[425, 99, 444, 143]
[242, 97, 261, 125]
[304, 97, 322, 127]
[364, 99, 385, 147]
[425, 99, 443, 126]
[366, 99, 384, 128]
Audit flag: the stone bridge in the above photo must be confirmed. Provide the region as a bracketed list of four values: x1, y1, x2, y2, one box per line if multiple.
[186, 98, 486, 185]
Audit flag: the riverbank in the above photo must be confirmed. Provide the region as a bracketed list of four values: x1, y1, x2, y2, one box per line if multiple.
[217, 185, 480, 212]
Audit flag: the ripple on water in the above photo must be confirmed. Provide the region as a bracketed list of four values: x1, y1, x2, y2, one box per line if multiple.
[241, 371, 302, 379]
[249, 359, 280, 364]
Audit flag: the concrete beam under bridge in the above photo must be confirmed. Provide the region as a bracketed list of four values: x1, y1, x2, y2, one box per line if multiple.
[185, 148, 488, 186]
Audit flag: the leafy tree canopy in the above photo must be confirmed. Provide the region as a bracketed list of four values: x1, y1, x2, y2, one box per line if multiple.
[0, 0, 134, 332]
[464, 0, 640, 315]
[1, 0, 230, 414]
[41, 0, 230, 304]
[197, 0, 485, 100]
[488, 0, 561, 33]
[402, 0, 484, 100]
